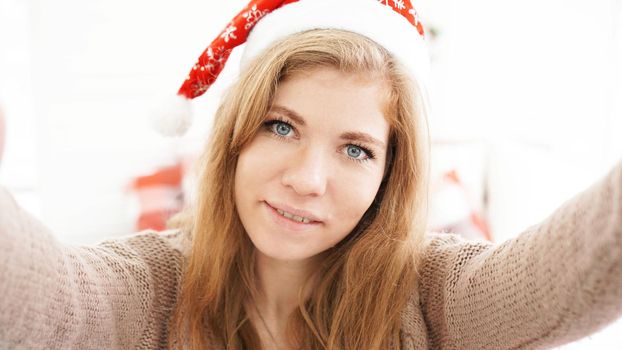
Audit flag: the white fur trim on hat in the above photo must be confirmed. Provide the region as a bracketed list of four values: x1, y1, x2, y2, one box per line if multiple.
[151, 94, 193, 137]
[240, 0, 431, 90]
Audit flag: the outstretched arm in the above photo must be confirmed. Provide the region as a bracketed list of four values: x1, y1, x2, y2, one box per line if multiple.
[0, 186, 186, 349]
[419, 160, 622, 349]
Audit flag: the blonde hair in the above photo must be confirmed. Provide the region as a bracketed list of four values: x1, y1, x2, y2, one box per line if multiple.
[169, 29, 430, 349]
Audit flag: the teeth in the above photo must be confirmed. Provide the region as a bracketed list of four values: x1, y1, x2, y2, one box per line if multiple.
[276, 208, 311, 224]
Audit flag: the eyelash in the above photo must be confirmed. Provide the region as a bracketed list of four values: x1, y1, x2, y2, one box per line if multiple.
[262, 117, 376, 162]
[263, 117, 296, 140]
[347, 143, 375, 163]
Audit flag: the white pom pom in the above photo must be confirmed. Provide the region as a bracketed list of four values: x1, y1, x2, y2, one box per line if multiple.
[151, 94, 193, 137]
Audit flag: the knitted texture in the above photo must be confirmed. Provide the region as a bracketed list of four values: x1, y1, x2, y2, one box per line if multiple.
[0, 191, 187, 349]
[1, 160, 621, 349]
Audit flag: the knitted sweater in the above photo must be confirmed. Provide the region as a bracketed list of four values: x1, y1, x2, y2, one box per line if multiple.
[1, 161, 621, 349]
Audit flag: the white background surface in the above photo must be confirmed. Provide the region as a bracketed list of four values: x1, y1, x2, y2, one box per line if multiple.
[0, 0, 621, 347]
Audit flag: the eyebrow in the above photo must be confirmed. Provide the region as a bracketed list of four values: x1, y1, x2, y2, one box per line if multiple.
[340, 131, 386, 149]
[269, 104, 386, 149]
[269, 105, 306, 126]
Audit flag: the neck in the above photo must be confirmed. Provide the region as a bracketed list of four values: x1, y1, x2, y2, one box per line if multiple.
[249, 251, 324, 350]
[254, 251, 316, 319]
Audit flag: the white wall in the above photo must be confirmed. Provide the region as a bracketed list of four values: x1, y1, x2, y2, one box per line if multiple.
[0, 0, 249, 243]
[420, 0, 621, 241]
[0, 0, 38, 199]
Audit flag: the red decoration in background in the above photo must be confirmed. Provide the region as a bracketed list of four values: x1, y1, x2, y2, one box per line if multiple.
[131, 163, 184, 231]
[443, 170, 492, 241]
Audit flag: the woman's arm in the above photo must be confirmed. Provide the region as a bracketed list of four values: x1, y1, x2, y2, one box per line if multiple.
[419, 160, 622, 349]
[0, 186, 186, 349]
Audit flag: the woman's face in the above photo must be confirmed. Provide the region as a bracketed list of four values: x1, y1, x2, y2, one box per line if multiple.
[234, 67, 390, 262]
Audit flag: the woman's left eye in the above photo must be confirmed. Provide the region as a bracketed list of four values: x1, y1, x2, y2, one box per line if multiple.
[345, 144, 372, 161]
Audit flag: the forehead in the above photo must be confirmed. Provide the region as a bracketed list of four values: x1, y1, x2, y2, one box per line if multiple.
[273, 67, 391, 138]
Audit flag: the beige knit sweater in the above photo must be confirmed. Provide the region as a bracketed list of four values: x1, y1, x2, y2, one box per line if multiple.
[1, 160, 621, 349]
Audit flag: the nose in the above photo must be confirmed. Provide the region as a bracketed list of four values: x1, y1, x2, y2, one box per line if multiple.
[281, 146, 328, 197]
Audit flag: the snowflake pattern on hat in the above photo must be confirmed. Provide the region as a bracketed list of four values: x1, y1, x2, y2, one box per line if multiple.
[377, 0, 424, 35]
[242, 4, 271, 30]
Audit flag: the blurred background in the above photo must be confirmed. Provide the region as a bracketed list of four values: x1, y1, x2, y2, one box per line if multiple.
[0, 0, 621, 347]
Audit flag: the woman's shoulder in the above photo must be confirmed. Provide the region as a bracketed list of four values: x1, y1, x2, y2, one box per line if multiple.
[421, 232, 492, 261]
[417, 232, 494, 299]
[403, 233, 492, 347]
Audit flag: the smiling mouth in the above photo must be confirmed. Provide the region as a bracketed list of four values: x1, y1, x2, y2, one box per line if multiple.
[265, 201, 321, 225]
[275, 208, 312, 224]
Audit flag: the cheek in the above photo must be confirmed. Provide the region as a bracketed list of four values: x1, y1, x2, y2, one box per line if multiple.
[236, 140, 278, 185]
[235, 145, 261, 208]
[331, 168, 384, 226]
[234, 138, 288, 212]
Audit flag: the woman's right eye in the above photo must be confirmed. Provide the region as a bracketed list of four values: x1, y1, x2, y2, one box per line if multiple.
[265, 120, 295, 138]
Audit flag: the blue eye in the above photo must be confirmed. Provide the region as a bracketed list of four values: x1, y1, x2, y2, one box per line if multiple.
[273, 121, 293, 136]
[263, 119, 297, 139]
[346, 145, 366, 159]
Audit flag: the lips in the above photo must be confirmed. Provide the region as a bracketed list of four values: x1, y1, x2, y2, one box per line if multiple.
[264, 201, 323, 225]
[275, 208, 312, 223]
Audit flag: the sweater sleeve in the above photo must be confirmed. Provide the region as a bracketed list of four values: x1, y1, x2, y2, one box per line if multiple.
[419, 159, 622, 349]
[0, 186, 187, 350]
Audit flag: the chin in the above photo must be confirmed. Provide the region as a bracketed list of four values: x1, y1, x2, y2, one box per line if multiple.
[253, 239, 320, 262]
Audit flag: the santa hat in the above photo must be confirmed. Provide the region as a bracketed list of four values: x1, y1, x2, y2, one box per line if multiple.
[153, 0, 431, 137]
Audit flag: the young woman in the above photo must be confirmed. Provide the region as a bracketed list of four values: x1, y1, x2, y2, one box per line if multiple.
[1, 1, 621, 349]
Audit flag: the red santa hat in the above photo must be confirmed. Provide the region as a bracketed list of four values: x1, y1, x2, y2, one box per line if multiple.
[153, 0, 431, 136]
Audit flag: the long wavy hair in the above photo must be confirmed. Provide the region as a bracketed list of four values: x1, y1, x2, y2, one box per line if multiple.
[169, 29, 430, 349]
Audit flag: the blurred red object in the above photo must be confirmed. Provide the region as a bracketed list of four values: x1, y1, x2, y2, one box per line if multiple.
[131, 163, 184, 231]
[429, 169, 492, 241]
